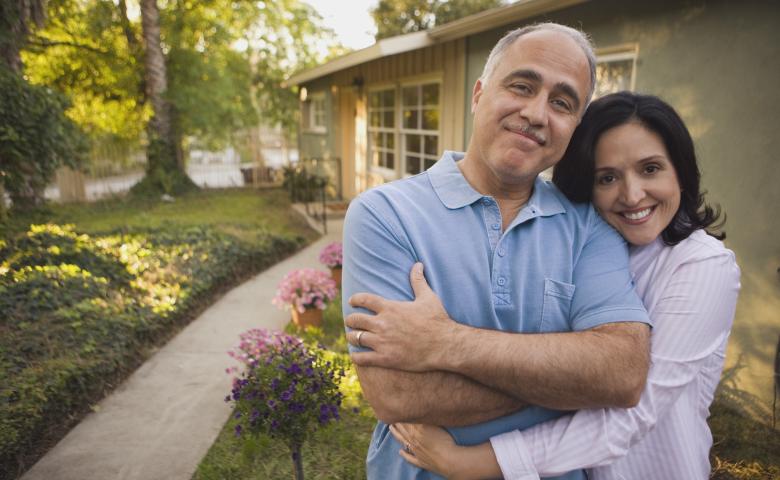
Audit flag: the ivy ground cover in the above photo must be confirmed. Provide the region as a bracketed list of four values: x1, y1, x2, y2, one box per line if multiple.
[0, 188, 317, 478]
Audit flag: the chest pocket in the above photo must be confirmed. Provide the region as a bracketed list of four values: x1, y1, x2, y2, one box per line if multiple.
[541, 278, 576, 332]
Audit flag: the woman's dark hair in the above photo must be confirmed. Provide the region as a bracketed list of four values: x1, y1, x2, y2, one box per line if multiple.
[553, 91, 724, 245]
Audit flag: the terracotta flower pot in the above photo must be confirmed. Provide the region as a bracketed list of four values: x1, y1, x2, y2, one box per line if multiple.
[291, 307, 323, 329]
[330, 266, 342, 288]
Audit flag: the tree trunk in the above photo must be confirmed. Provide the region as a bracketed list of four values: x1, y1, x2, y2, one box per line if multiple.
[0, 0, 46, 73]
[137, 0, 193, 194]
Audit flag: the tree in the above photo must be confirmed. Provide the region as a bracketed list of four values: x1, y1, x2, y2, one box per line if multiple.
[372, 0, 504, 40]
[20, 0, 338, 197]
[0, 0, 87, 212]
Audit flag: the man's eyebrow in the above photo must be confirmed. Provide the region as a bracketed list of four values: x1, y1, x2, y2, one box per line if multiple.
[502, 69, 542, 84]
[502, 69, 582, 112]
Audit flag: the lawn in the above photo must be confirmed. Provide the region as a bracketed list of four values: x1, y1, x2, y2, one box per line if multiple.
[0, 187, 318, 479]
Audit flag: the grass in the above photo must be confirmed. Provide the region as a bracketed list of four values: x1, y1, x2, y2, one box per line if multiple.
[1, 187, 318, 479]
[194, 297, 377, 480]
[2, 187, 319, 244]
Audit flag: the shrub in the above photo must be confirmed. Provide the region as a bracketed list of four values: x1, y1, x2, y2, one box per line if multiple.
[226, 329, 346, 480]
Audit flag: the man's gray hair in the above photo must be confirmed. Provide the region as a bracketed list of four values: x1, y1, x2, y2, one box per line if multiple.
[480, 22, 597, 105]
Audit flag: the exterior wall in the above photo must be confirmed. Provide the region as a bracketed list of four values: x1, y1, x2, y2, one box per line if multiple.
[465, 0, 780, 410]
[303, 39, 467, 196]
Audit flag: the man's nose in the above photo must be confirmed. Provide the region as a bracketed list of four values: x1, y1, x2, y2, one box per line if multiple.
[620, 177, 645, 206]
[520, 94, 548, 127]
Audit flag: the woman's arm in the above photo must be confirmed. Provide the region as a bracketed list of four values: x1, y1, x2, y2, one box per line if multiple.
[490, 251, 740, 477]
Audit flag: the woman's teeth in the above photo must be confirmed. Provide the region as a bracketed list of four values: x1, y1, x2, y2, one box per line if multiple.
[623, 208, 652, 220]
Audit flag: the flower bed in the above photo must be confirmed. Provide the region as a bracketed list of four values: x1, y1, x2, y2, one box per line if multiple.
[0, 216, 307, 478]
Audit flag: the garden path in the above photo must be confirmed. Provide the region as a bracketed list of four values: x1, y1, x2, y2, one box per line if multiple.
[21, 219, 344, 480]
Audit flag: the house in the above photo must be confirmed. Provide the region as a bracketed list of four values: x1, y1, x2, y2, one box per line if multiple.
[288, 0, 780, 413]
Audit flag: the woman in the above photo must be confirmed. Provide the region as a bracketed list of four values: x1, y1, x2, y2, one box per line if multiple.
[388, 92, 741, 479]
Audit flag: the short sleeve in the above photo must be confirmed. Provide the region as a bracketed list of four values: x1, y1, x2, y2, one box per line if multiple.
[341, 194, 417, 353]
[570, 214, 650, 331]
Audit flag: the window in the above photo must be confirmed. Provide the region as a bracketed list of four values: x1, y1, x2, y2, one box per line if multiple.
[594, 46, 638, 99]
[400, 82, 440, 175]
[368, 88, 396, 172]
[305, 92, 327, 133]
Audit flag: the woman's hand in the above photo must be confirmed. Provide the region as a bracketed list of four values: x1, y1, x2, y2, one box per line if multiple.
[345, 262, 461, 372]
[390, 423, 459, 477]
[390, 423, 503, 479]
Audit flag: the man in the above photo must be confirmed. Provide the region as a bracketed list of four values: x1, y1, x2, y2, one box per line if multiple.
[341, 23, 651, 479]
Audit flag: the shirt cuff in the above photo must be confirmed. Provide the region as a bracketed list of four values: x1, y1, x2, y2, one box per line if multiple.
[490, 431, 540, 480]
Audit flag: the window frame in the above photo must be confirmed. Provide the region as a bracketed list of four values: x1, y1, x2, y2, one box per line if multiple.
[367, 86, 398, 180]
[399, 79, 442, 177]
[305, 91, 327, 134]
[594, 44, 639, 99]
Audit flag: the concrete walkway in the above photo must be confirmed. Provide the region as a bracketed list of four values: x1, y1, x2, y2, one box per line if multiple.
[22, 218, 344, 480]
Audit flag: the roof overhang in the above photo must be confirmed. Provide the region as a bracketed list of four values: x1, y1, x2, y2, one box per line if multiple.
[285, 0, 589, 86]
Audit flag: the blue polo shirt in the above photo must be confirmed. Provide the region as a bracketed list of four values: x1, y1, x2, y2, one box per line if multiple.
[342, 151, 650, 479]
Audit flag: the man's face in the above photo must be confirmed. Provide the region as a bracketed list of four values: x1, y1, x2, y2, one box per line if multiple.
[469, 30, 591, 188]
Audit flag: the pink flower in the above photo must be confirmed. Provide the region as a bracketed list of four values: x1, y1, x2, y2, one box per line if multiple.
[272, 268, 338, 313]
[318, 242, 343, 269]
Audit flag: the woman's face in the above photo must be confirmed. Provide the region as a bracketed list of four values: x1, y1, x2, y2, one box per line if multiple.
[592, 122, 681, 246]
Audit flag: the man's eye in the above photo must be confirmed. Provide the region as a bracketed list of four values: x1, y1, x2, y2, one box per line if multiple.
[551, 98, 572, 112]
[511, 83, 532, 94]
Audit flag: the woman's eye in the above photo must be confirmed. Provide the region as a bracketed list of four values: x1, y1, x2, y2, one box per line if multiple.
[597, 174, 616, 185]
[644, 164, 660, 174]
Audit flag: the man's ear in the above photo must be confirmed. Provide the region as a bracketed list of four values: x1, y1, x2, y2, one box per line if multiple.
[471, 79, 484, 114]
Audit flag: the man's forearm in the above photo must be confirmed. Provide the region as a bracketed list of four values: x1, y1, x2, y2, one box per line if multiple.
[356, 364, 525, 426]
[437, 322, 649, 410]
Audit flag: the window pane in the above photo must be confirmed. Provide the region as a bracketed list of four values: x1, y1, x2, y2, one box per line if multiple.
[406, 134, 421, 153]
[595, 59, 633, 98]
[386, 132, 395, 149]
[371, 150, 379, 166]
[424, 158, 437, 171]
[402, 86, 418, 107]
[370, 111, 381, 127]
[424, 135, 438, 156]
[383, 90, 395, 108]
[403, 109, 418, 129]
[406, 156, 421, 175]
[370, 132, 379, 147]
[385, 152, 395, 169]
[383, 110, 395, 128]
[422, 84, 439, 106]
[369, 92, 381, 108]
[422, 109, 439, 130]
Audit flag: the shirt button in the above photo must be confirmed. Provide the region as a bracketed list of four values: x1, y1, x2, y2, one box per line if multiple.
[492, 223, 501, 230]
[482, 198, 491, 206]
[497, 277, 506, 286]
[498, 248, 506, 257]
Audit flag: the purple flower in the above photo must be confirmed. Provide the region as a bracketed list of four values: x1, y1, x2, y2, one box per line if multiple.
[267, 399, 277, 410]
[280, 390, 292, 402]
[287, 363, 302, 375]
[271, 419, 280, 430]
[234, 424, 242, 437]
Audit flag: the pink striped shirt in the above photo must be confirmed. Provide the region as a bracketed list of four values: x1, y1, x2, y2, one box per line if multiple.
[490, 229, 741, 480]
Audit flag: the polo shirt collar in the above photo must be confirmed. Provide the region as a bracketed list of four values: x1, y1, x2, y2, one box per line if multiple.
[430, 151, 566, 217]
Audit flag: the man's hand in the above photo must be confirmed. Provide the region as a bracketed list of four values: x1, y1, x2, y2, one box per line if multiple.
[345, 262, 460, 372]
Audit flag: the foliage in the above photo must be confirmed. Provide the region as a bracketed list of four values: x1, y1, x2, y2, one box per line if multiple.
[371, 0, 505, 40]
[20, 0, 339, 155]
[0, 64, 88, 207]
[226, 329, 346, 477]
[318, 241, 342, 269]
[0, 188, 315, 479]
[272, 268, 337, 314]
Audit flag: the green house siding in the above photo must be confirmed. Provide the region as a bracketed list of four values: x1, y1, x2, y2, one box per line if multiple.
[465, 0, 780, 408]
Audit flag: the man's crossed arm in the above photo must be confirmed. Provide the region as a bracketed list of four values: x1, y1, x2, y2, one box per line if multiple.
[346, 263, 650, 424]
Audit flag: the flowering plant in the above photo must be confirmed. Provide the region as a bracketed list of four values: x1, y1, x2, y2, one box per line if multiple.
[318, 241, 343, 269]
[226, 329, 346, 479]
[272, 268, 337, 313]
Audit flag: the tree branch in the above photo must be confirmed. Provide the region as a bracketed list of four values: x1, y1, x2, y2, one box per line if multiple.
[27, 36, 112, 56]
